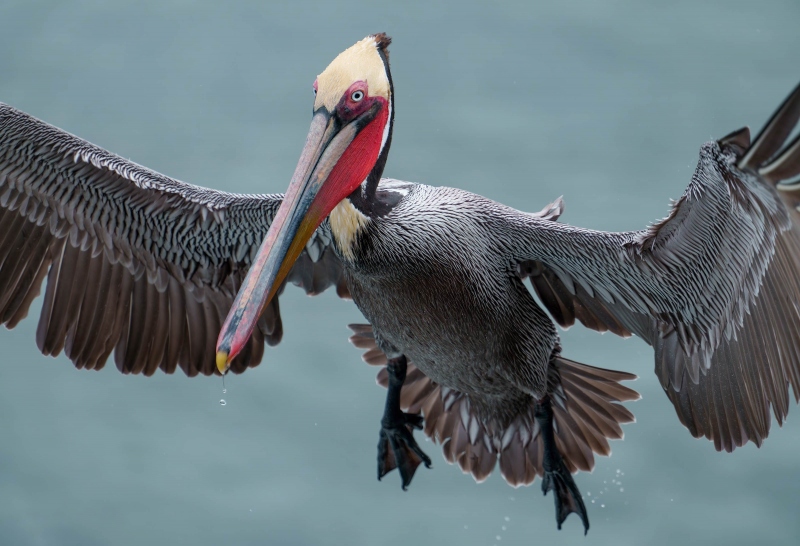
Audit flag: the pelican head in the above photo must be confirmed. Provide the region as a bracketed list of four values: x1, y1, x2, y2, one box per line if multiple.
[216, 34, 393, 372]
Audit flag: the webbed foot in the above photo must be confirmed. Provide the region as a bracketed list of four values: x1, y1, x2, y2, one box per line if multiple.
[377, 410, 432, 490]
[541, 454, 589, 534]
[376, 355, 432, 490]
[535, 395, 590, 534]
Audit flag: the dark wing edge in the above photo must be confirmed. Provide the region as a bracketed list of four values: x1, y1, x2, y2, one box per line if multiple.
[0, 102, 346, 377]
[515, 82, 800, 452]
[348, 324, 638, 486]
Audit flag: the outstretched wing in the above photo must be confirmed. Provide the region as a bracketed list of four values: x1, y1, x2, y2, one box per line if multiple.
[511, 83, 800, 452]
[0, 103, 347, 376]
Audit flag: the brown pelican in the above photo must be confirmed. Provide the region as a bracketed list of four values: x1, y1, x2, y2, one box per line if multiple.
[1, 34, 800, 533]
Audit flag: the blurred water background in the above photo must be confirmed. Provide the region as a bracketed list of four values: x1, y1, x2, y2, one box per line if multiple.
[1, 1, 799, 544]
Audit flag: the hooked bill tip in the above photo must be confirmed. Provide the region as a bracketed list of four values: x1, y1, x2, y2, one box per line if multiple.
[216, 351, 230, 375]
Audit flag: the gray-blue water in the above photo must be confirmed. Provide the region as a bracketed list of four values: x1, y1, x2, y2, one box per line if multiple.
[1, 1, 799, 544]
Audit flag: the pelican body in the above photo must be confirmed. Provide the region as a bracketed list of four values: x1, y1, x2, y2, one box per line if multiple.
[344, 183, 562, 405]
[2, 34, 800, 534]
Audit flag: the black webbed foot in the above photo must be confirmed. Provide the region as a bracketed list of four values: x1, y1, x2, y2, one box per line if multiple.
[535, 396, 590, 534]
[376, 355, 432, 490]
[541, 454, 589, 534]
[377, 410, 432, 490]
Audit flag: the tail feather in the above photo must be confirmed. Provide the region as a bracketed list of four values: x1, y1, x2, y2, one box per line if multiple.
[458, 441, 497, 482]
[349, 325, 639, 486]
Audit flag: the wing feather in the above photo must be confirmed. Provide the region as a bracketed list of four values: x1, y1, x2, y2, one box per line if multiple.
[0, 102, 346, 376]
[512, 83, 800, 450]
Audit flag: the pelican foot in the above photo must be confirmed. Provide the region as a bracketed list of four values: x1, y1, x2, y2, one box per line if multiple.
[377, 410, 432, 490]
[535, 396, 590, 534]
[541, 455, 589, 534]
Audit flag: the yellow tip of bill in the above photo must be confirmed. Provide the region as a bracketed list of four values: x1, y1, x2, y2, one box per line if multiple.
[216, 351, 230, 375]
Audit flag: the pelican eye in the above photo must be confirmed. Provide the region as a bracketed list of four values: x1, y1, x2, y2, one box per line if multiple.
[350, 90, 364, 102]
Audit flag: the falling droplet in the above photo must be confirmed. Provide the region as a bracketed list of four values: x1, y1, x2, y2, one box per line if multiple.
[601, 504, 605, 508]
[501, 526, 507, 531]
[591, 499, 595, 504]
[220, 399, 226, 406]
[495, 536, 501, 541]
[504, 516, 510, 522]
[223, 388, 227, 394]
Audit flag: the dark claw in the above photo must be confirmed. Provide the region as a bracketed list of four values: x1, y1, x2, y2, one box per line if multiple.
[404, 412, 424, 430]
[541, 457, 590, 535]
[377, 412, 432, 490]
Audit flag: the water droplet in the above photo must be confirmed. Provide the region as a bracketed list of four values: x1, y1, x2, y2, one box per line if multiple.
[495, 536, 501, 541]
[223, 388, 227, 394]
[509, 496, 515, 501]
[587, 491, 591, 496]
[501, 526, 507, 531]
[504, 516, 510, 522]
[670, 498, 674, 502]
[601, 504, 605, 508]
[591, 499, 595, 504]
[620, 487, 624, 492]
[616, 468, 621, 473]
[463, 525, 468, 530]
[219, 399, 226, 406]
